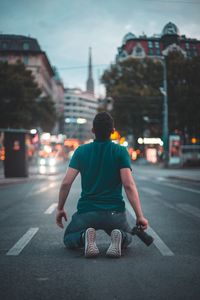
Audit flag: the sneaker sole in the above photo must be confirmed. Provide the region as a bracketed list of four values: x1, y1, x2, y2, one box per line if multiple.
[85, 228, 99, 258]
[106, 229, 122, 258]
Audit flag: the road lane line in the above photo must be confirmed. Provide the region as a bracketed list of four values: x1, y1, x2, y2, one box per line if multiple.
[176, 203, 200, 219]
[140, 187, 162, 197]
[145, 227, 174, 256]
[44, 203, 57, 214]
[126, 201, 174, 256]
[161, 183, 200, 194]
[27, 182, 58, 197]
[136, 176, 147, 181]
[6, 228, 39, 256]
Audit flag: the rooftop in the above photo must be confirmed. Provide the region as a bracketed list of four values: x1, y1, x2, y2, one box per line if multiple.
[0, 34, 41, 52]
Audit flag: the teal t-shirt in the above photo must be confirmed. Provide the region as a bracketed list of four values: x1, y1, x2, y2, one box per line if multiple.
[69, 139, 132, 213]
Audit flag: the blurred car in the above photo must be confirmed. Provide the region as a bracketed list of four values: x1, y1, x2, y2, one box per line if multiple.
[38, 157, 56, 167]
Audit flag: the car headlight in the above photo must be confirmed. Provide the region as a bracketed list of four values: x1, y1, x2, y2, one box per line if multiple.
[49, 158, 56, 166]
[39, 158, 46, 165]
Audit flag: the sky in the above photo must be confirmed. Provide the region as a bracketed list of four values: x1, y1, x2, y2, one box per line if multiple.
[0, 0, 200, 96]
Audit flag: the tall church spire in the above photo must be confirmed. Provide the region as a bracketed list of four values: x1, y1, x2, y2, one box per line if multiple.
[86, 47, 94, 95]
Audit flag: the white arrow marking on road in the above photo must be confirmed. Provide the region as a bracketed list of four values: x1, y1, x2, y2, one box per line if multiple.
[140, 187, 162, 197]
[126, 201, 174, 256]
[176, 203, 200, 219]
[6, 228, 39, 256]
[161, 183, 200, 195]
[44, 203, 57, 214]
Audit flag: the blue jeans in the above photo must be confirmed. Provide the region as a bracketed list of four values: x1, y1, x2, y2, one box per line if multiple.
[63, 210, 132, 249]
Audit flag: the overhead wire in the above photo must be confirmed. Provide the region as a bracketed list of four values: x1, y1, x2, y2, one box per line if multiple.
[142, 0, 200, 4]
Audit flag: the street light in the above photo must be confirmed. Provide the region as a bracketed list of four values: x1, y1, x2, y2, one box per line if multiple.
[64, 118, 87, 139]
[160, 55, 169, 167]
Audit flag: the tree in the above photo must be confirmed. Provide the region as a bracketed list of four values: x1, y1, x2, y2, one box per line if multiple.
[167, 52, 200, 140]
[102, 53, 200, 143]
[102, 57, 163, 140]
[0, 61, 57, 131]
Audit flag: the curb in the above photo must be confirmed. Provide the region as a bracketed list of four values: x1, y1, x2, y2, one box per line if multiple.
[0, 174, 47, 187]
[167, 176, 200, 183]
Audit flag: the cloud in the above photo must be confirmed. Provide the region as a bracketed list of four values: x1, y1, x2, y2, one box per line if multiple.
[0, 0, 200, 92]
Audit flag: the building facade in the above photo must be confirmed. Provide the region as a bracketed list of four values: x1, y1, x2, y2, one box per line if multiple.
[116, 22, 200, 61]
[64, 88, 98, 141]
[0, 34, 64, 132]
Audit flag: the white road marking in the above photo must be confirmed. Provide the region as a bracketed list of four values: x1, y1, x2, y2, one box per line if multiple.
[44, 203, 57, 214]
[145, 227, 174, 256]
[126, 201, 174, 256]
[136, 176, 147, 181]
[156, 177, 166, 181]
[140, 187, 162, 197]
[160, 182, 200, 195]
[176, 203, 200, 219]
[6, 228, 39, 256]
[27, 182, 58, 197]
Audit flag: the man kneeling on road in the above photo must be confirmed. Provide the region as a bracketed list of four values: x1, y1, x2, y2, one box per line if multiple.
[56, 112, 148, 258]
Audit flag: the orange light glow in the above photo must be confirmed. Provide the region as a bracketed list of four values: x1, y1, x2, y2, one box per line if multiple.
[131, 151, 137, 161]
[191, 137, 197, 144]
[64, 139, 80, 149]
[110, 130, 120, 140]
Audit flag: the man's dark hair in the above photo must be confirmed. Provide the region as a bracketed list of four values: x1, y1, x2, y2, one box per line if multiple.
[93, 112, 114, 140]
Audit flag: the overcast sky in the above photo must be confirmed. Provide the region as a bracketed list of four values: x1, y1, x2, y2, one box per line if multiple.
[0, 0, 200, 95]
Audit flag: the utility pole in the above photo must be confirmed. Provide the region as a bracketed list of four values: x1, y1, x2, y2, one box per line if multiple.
[160, 55, 169, 167]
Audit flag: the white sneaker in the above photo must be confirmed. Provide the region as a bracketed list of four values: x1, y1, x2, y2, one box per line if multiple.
[106, 229, 122, 258]
[84, 228, 100, 258]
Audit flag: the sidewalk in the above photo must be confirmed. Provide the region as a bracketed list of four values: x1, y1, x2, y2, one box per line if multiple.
[0, 164, 46, 186]
[133, 161, 200, 183]
[0, 161, 67, 187]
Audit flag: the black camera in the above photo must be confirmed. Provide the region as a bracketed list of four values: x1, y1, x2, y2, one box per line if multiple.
[131, 225, 154, 246]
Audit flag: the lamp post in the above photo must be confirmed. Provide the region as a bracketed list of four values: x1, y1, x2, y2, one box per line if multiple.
[160, 55, 169, 167]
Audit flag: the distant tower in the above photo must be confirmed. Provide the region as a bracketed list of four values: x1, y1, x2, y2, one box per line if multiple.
[86, 47, 94, 95]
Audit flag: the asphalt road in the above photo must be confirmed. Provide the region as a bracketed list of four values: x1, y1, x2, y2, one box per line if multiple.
[0, 164, 200, 300]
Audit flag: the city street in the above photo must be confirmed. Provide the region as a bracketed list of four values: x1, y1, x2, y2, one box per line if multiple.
[0, 164, 200, 300]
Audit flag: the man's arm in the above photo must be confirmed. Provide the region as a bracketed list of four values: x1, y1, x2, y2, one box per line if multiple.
[120, 168, 148, 229]
[56, 167, 79, 228]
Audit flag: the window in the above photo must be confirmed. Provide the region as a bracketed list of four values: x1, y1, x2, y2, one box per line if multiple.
[23, 42, 29, 50]
[148, 48, 153, 55]
[148, 41, 153, 48]
[0, 55, 7, 62]
[2, 43, 7, 50]
[185, 43, 190, 50]
[155, 41, 160, 48]
[23, 55, 29, 65]
[155, 49, 160, 55]
[135, 46, 143, 57]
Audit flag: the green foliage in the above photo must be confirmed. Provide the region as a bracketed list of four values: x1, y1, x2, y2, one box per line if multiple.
[102, 54, 200, 141]
[0, 61, 57, 131]
[102, 57, 163, 139]
[167, 52, 200, 138]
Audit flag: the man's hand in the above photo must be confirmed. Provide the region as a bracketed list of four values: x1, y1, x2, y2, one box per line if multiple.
[56, 209, 67, 229]
[136, 216, 148, 230]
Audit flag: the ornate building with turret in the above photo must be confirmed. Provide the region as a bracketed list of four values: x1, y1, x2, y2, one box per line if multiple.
[116, 22, 200, 61]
